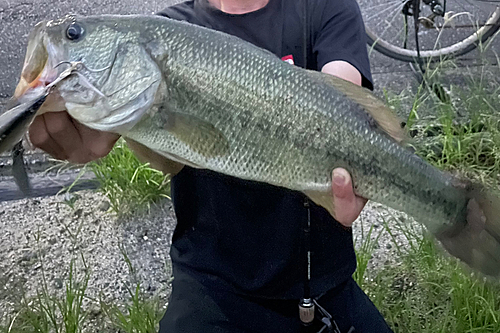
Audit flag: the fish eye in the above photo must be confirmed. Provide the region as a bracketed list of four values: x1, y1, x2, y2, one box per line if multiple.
[66, 23, 84, 41]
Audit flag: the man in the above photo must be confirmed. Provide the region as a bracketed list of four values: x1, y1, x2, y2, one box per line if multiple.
[29, 0, 393, 332]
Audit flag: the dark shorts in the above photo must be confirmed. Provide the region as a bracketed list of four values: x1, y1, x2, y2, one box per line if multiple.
[159, 269, 393, 333]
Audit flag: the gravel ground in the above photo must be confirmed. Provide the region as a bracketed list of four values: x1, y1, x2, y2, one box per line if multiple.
[0, 190, 176, 330]
[0, 187, 419, 330]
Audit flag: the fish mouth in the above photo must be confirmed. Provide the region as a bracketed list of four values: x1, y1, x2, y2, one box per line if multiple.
[13, 22, 60, 104]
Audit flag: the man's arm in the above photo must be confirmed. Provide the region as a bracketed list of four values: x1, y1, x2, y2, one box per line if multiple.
[322, 60, 361, 86]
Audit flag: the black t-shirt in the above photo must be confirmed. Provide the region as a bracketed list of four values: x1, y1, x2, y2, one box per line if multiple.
[158, 0, 373, 299]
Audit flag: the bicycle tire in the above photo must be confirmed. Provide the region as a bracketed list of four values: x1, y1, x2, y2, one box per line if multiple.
[361, 2, 500, 63]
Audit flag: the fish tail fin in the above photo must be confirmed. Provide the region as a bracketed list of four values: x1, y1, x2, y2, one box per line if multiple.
[436, 182, 500, 277]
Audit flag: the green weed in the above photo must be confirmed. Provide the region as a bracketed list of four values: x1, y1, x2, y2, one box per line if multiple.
[87, 139, 171, 215]
[391, 61, 500, 185]
[100, 284, 164, 333]
[353, 216, 384, 290]
[1, 253, 90, 333]
[0, 237, 165, 333]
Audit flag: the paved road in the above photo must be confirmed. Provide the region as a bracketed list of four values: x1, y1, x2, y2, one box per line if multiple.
[0, 0, 498, 101]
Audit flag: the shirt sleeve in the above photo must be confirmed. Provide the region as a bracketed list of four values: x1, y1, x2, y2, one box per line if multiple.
[312, 0, 373, 90]
[157, 1, 198, 23]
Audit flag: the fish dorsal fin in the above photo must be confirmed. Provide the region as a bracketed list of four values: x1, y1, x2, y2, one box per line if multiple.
[307, 70, 407, 143]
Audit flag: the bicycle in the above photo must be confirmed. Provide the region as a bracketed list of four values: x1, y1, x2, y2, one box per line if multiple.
[358, 0, 500, 62]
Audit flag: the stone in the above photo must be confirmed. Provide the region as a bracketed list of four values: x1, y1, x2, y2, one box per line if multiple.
[74, 208, 84, 218]
[54, 278, 63, 289]
[98, 201, 110, 212]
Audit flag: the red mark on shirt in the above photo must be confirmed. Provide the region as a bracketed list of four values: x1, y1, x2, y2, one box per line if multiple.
[281, 55, 294, 65]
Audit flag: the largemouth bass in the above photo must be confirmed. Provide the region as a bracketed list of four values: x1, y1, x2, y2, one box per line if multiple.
[5, 14, 500, 276]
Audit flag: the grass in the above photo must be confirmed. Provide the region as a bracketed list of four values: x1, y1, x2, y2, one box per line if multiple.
[0, 139, 171, 332]
[353, 216, 383, 290]
[98, 245, 167, 333]
[87, 139, 171, 215]
[1, 233, 91, 333]
[1, 265, 164, 333]
[413, 87, 500, 179]
[384, 60, 500, 183]
[99, 284, 164, 333]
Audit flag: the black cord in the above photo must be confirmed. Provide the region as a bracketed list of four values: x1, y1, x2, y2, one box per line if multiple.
[404, 15, 409, 49]
[301, 0, 311, 301]
[302, 0, 308, 69]
[413, 0, 425, 72]
[303, 198, 311, 299]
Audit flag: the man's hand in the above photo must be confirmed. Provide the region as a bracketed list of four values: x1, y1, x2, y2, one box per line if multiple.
[331, 168, 367, 228]
[29, 111, 119, 164]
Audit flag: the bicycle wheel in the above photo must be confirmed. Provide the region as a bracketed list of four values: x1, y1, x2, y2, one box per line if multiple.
[358, 0, 500, 62]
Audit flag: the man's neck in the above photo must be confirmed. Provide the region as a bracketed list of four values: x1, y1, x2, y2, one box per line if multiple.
[207, 0, 270, 14]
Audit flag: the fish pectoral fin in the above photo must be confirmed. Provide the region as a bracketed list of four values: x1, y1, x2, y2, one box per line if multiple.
[124, 137, 184, 176]
[163, 111, 230, 158]
[303, 189, 336, 219]
[307, 70, 407, 144]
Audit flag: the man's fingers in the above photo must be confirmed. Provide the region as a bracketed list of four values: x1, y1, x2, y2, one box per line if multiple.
[332, 168, 352, 199]
[29, 114, 68, 161]
[332, 168, 367, 227]
[29, 112, 120, 164]
[43, 112, 84, 162]
[73, 120, 119, 160]
[29, 115, 50, 148]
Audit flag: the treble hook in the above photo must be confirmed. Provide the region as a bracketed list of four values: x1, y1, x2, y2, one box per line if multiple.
[51, 61, 108, 98]
[46, 61, 82, 90]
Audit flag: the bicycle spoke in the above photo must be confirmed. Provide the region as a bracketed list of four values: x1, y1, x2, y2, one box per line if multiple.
[363, 0, 406, 12]
[365, 1, 406, 22]
[379, 6, 412, 44]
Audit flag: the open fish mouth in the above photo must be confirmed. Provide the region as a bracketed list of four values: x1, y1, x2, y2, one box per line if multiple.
[13, 22, 60, 104]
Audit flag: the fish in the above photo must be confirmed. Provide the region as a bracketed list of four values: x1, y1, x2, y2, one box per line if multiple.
[4, 14, 500, 277]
